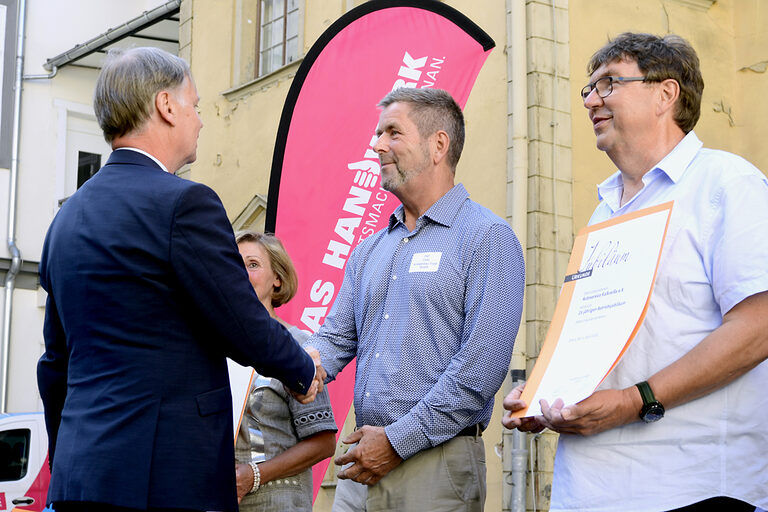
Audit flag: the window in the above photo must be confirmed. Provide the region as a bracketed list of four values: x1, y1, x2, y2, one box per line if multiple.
[0, 428, 30, 482]
[77, 151, 101, 189]
[234, 0, 302, 84]
[258, 0, 299, 76]
[54, 101, 111, 208]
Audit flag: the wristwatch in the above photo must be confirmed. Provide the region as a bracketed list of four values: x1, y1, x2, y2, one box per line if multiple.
[635, 381, 664, 423]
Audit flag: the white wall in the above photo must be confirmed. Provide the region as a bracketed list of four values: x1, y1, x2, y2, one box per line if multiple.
[5, 0, 168, 260]
[1, 0, 168, 412]
[5, 288, 45, 412]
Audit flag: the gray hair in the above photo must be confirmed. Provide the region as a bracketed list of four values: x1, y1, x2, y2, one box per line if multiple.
[94, 47, 190, 143]
[378, 88, 465, 170]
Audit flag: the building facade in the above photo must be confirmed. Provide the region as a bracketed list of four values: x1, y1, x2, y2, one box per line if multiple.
[0, 0, 177, 413]
[182, 0, 768, 510]
[1, 0, 766, 510]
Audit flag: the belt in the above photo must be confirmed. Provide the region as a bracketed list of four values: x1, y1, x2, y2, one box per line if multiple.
[457, 424, 483, 437]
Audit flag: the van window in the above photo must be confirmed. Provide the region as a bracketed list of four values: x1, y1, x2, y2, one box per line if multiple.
[0, 428, 31, 481]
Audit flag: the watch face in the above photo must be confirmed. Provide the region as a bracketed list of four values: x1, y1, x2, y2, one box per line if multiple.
[641, 403, 665, 423]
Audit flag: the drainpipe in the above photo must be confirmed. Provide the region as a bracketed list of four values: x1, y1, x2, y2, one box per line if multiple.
[1, 0, 26, 413]
[23, 65, 57, 80]
[507, 370, 528, 511]
[506, 0, 529, 368]
[503, 0, 528, 510]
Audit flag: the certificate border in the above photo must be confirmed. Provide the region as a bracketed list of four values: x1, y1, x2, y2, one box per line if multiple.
[513, 201, 674, 417]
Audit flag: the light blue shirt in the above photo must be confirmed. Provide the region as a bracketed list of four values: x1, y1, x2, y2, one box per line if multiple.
[553, 131, 768, 511]
[309, 183, 525, 459]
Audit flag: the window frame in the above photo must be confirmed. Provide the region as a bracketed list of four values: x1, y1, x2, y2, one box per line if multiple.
[53, 99, 111, 210]
[255, 0, 301, 78]
[232, 0, 305, 89]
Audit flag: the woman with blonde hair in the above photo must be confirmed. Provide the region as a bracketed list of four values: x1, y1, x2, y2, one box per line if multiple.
[234, 231, 336, 511]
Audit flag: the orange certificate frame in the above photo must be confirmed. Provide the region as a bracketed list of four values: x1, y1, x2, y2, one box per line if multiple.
[512, 201, 674, 418]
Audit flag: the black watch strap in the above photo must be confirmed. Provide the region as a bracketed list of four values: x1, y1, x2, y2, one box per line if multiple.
[636, 380, 665, 422]
[635, 380, 657, 404]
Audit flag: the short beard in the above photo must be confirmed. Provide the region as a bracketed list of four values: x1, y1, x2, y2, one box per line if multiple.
[380, 145, 430, 192]
[381, 164, 408, 192]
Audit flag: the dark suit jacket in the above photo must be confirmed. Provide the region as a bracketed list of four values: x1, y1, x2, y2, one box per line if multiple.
[37, 149, 314, 511]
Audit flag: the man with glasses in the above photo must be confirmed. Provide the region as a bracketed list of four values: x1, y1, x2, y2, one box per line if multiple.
[504, 33, 768, 511]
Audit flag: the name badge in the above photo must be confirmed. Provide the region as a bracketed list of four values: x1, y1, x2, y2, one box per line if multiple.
[409, 252, 442, 273]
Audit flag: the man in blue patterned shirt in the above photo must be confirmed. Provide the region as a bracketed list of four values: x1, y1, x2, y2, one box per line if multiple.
[308, 88, 525, 511]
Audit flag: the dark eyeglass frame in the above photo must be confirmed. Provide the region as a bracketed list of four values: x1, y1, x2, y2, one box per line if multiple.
[581, 76, 647, 101]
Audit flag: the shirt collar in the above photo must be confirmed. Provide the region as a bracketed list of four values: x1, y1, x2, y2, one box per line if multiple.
[115, 147, 170, 173]
[596, 131, 703, 208]
[388, 183, 469, 231]
[652, 130, 703, 183]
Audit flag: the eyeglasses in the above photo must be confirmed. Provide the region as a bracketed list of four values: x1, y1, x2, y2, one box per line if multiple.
[581, 76, 647, 101]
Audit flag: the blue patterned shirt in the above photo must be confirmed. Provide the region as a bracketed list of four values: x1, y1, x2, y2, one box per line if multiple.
[309, 183, 525, 459]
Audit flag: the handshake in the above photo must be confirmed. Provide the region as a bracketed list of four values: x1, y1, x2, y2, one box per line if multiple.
[289, 346, 327, 404]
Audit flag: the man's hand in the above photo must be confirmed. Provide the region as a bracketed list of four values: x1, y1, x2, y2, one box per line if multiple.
[305, 345, 327, 393]
[335, 426, 403, 486]
[289, 346, 327, 404]
[501, 384, 547, 433]
[289, 379, 318, 404]
[235, 463, 254, 503]
[538, 387, 641, 436]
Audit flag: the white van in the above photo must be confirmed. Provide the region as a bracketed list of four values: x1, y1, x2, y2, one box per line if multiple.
[0, 413, 50, 512]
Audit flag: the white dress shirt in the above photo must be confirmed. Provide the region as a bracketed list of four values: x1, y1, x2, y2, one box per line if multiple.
[551, 132, 768, 511]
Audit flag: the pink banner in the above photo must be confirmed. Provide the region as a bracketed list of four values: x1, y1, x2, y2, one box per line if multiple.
[265, 0, 494, 499]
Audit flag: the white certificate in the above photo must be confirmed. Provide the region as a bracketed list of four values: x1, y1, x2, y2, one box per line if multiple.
[227, 358, 255, 440]
[513, 202, 673, 418]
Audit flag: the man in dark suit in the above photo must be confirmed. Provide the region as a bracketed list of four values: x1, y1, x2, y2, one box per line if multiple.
[37, 47, 324, 512]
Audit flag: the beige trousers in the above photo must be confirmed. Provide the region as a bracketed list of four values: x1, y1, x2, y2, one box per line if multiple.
[364, 435, 486, 512]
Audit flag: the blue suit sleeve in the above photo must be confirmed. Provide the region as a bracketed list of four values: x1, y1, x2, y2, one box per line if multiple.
[37, 293, 69, 468]
[170, 182, 315, 394]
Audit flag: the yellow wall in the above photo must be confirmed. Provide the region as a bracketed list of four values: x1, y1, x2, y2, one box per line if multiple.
[570, 0, 768, 229]
[186, 1, 768, 510]
[187, 3, 515, 510]
[188, 0, 512, 225]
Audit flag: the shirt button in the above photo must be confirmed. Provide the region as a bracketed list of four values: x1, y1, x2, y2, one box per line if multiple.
[384, 314, 389, 319]
[392, 274, 397, 280]
[365, 392, 370, 397]
[375, 352, 380, 358]
[403, 237, 409, 243]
